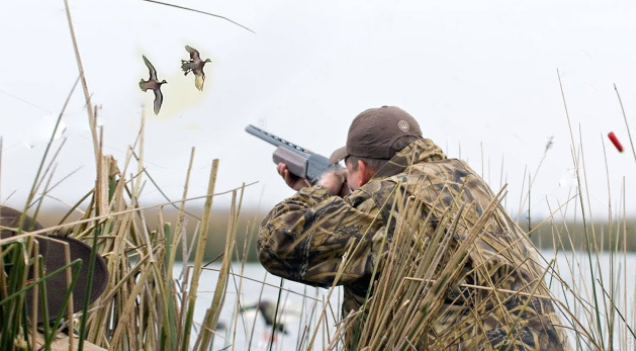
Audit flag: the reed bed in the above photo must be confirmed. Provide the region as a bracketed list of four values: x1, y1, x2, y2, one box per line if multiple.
[0, 87, 635, 351]
[1, 99, 358, 351]
[4, 107, 633, 351]
[0, 104, 338, 350]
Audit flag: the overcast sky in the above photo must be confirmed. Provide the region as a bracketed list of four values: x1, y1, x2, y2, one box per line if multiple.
[1, 0, 635, 220]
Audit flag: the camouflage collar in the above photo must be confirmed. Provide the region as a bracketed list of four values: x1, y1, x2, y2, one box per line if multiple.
[372, 138, 447, 179]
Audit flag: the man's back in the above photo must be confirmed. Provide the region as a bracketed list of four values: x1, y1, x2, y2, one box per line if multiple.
[365, 149, 571, 350]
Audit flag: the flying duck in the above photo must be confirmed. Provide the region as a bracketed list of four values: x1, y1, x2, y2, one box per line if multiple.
[139, 55, 167, 115]
[181, 45, 211, 91]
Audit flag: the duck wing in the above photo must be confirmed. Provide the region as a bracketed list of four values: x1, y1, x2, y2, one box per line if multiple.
[152, 87, 164, 115]
[143, 55, 158, 81]
[185, 45, 201, 61]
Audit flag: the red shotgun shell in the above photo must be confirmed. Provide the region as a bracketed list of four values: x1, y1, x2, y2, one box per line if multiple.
[608, 132, 624, 152]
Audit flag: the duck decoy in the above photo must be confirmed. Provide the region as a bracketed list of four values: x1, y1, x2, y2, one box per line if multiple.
[181, 45, 211, 91]
[139, 55, 167, 115]
[240, 299, 303, 335]
[0, 206, 109, 326]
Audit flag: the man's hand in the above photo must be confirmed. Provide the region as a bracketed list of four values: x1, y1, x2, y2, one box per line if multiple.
[277, 163, 312, 191]
[318, 168, 350, 197]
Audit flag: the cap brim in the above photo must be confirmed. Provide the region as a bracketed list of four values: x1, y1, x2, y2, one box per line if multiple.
[329, 146, 348, 164]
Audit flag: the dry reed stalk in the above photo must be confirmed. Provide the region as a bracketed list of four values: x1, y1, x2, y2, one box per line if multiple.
[194, 184, 244, 350]
[140, 0, 255, 33]
[396, 200, 490, 349]
[183, 158, 219, 349]
[364, 196, 452, 347]
[306, 184, 401, 351]
[230, 227, 251, 350]
[199, 267, 322, 302]
[613, 84, 636, 162]
[344, 179, 582, 351]
[373, 184, 458, 346]
[558, 69, 605, 345]
[29, 241, 40, 351]
[245, 270, 269, 350]
[62, 0, 98, 163]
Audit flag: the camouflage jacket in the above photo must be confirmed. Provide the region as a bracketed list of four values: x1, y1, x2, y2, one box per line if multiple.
[258, 139, 571, 350]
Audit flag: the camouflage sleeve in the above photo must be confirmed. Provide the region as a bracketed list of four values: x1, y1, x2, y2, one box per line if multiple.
[258, 185, 385, 288]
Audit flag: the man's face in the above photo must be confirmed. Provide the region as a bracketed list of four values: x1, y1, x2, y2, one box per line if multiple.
[345, 158, 361, 191]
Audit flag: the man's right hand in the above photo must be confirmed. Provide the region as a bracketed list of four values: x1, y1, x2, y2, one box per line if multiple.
[277, 163, 312, 191]
[317, 168, 350, 197]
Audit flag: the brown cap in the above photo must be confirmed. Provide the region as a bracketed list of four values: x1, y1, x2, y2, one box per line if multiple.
[329, 106, 422, 164]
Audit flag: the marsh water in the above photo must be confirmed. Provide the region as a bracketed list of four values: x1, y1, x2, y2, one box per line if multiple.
[183, 250, 636, 350]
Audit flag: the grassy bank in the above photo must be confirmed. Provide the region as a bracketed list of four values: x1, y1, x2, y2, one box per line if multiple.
[529, 218, 636, 252]
[34, 208, 636, 262]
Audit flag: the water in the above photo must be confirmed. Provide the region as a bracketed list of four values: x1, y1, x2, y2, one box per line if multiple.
[183, 250, 636, 350]
[182, 263, 341, 351]
[547, 250, 636, 349]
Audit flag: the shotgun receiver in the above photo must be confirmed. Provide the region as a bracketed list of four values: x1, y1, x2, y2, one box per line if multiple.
[246, 125, 337, 183]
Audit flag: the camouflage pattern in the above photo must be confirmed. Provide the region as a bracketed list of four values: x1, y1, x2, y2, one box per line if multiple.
[258, 138, 572, 350]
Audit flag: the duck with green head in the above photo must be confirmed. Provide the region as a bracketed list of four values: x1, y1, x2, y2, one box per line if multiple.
[139, 55, 167, 115]
[181, 45, 212, 91]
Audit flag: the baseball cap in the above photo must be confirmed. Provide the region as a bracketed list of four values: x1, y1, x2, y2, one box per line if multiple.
[329, 106, 422, 164]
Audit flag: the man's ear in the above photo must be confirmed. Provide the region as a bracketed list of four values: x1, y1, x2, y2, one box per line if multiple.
[357, 160, 372, 186]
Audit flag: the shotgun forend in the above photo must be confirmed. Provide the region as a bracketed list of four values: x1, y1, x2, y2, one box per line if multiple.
[245, 124, 338, 183]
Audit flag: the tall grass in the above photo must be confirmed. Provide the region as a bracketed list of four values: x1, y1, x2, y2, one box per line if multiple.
[1, 3, 635, 350]
[0, 105, 268, 350]
[0, 74, 337, 350]
[2, 92, 635, 351]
